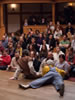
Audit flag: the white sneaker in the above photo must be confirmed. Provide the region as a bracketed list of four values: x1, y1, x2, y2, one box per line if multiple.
[9, 77, 17, 80]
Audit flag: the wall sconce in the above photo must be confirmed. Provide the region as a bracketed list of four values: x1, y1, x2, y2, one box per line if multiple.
[68, 3, 73, 6]
[11, 4, 17, 11]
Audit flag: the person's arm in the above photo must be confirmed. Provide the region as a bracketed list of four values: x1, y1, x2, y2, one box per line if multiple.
[20, 48, 22, 57]
[73, 55, 75, 65]
[63, 62, 70, 74]
[39, 59, 46, 74]
[2, 56, 11, 65]
[71, 40, 74, 48]
[9, 57, 14, 68]
[28, 61, 40, 76]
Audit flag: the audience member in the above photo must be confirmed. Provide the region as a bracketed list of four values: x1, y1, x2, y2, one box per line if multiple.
[0, 49, 11, 70]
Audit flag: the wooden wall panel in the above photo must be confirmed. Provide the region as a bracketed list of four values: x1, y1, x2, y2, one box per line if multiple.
[23, 25, 47, 34]
[0, 26, 5, 40]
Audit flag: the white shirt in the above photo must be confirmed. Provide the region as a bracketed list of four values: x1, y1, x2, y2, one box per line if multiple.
[40, 44, 49, 51]
[28, 61, 38, 76]
[54, 30, 62, 39]
[71, 39, 75, 51]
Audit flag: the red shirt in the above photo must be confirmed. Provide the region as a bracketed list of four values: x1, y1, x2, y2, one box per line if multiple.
[0, 46, 4, 52]
[0, 55, 11, 66]
[66, 54, 75, 65]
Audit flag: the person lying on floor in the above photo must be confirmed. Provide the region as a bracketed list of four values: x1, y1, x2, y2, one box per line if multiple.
[19, 54, 70, 97]
[10, 51, 41, 80]
[19, 62, 65, 97]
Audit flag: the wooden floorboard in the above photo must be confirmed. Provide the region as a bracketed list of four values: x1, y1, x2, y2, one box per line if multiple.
[0, 71, 75, 100]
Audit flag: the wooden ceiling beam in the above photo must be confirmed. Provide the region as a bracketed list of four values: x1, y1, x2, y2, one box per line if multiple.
[0, 0, 75, 4]
[0, 0, 53, 4]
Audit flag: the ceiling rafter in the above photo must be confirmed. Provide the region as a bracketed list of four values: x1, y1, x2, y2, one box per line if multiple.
[0, 0, 75, 4]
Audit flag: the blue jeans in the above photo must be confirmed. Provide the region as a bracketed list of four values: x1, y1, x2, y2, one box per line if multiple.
[29, 68, 64, 91]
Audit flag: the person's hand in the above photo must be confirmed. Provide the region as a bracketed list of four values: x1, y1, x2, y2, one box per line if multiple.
[37, 44, 40, 46]
[0, 58, 3, 61]
[36, 72, 41, 76]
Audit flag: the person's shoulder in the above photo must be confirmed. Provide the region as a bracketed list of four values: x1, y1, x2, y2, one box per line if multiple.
[59, 51, 65, 55]
[64, 61, 69, 65]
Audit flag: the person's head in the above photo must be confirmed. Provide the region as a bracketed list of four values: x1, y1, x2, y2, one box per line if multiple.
[30, 51, 36, 58]
[9, 43, 13, 48]
[24, 19, 28, 23]
[22, 50, 29, 57]
[8, 37, 13, 42]
[47, 51, 53, 60]
[11, 33, 15, 37]
[56, 28, 60, 32]
[19, 36, 24, 42]
[43, 39, 46, 45]
[59, 54, 65, 63]
[47, 29, 51, 34]
[68, 22, 71, 27]
[2, 35, 6, 41]
[21, 33, 25, 38]
[32, 18, 36, 22]
[0, 41, 2, 47]
[49, 34, 53, 39]
[28, 44, 34, 51]
[49, 21, 53, 26]
[35, 30, 40, 35]
[30, 31, 34, 36]
[56, 46, 61, 53]
[2, 49, 8, 56]
[57, 21, 60, 26]
[31, 38, 35, 44]
[41, 45, 47, 51]
[42, 18, 45, 23]
[73, 34, 75, 39]
[15, 51, 20, 58]
[39, 33, 42, 38]
[29, 28, 32, 33]
[68, 48, 73, 55]
[63, 35, 67, 41]
[17, 43, 21, 48]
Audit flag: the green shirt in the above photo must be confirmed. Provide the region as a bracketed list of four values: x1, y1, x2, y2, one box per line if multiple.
[60, 40, 70, 45]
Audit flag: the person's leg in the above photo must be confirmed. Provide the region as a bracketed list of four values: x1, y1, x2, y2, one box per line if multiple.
[52, 72, 64, 96]
[0, 66, 7, 70]
[70, 65, 75, 77]
[10, 65, 22, 80]
[19, 70, 55, 89]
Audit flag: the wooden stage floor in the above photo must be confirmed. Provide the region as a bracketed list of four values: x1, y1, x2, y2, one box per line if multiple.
[0, 70, 75, 100]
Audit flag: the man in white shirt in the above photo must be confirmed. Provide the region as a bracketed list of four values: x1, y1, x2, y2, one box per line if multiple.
[53, 46, 64, 63]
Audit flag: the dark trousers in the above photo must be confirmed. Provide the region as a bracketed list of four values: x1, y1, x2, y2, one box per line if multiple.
[0, 66, 7, 70]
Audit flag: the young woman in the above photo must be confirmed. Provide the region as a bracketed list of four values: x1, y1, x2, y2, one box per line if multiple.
[16, 42, 22, 57]
[40, 45, 48, 61]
